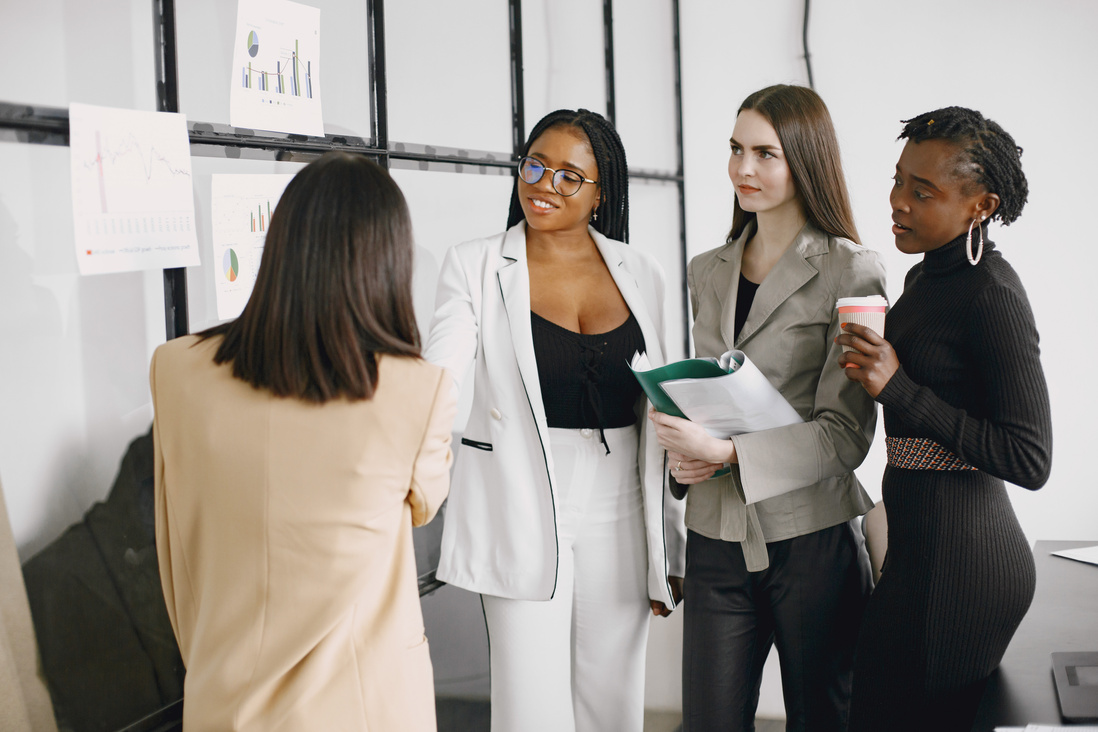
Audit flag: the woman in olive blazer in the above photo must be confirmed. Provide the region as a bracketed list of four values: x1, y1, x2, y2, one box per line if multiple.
[651, 85, 886, 731]
[680, 219, 884, 569]
[153, 153, 454, 732]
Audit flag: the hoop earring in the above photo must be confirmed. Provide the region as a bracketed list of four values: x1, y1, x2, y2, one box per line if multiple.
[966, 217, 985, 265]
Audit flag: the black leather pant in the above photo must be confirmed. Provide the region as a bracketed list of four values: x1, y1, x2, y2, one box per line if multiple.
[681, 523, 871, 732]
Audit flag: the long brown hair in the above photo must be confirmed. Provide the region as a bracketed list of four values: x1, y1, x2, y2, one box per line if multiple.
[728, 85, 860, 245]
[199, 151, 420, 403]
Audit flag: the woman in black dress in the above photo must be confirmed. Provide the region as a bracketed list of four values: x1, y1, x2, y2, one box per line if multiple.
[837, 107, 1053, 731]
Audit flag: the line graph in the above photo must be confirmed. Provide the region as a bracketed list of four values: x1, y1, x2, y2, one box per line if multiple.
[83, 130, 192, 214]
[69, 103, 199, 275]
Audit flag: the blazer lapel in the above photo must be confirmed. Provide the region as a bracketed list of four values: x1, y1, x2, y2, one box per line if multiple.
[495, 223, 552, 434]
[714, 233, 748, 352]
[593, 229, 666, 367]
[735, 223, 826, 348]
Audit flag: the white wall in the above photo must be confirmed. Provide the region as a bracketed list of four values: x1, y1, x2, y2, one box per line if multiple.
[679, 0, 1098, 718]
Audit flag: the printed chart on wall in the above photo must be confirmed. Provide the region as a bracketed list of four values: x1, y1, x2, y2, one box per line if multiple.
[68, 103, 200, 275]
[229, 0, 323, 136]
[210, 174, 295, 320]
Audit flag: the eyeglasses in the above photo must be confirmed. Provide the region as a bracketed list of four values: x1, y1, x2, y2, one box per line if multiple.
[517, 156, 598, 197]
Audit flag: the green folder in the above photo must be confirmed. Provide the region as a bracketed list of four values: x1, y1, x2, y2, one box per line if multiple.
[629, 357, 729, 419]
[630, 355, 737, 478]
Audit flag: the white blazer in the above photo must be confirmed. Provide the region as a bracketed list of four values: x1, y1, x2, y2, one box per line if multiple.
[424, 222, 686, 607]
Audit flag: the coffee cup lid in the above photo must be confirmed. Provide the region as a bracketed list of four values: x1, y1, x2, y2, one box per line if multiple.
[836, 295, 888, 309]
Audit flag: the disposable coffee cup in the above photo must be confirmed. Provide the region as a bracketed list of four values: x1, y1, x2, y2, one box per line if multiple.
[836, 296, 888, 352]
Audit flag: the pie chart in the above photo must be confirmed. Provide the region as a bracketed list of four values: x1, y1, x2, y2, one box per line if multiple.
[247, 31, 259, 58]
[224, 249, 239, 282]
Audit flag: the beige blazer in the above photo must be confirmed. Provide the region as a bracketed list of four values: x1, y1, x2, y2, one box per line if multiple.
[152, 336, 454, 732]
[684, 221, 885, 570]
[0, 475, 58, 732]
[425, 223, 686, 606]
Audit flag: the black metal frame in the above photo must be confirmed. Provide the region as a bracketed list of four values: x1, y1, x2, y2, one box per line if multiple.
[602, 0, 617, 125]
[508, 0, 525, 157]
[671, 0, 690, 357]
[153, 0, 190, 341]
[0, 0, 689, 350]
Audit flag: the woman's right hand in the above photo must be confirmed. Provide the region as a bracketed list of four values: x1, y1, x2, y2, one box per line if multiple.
[649, 408, 737, 466]
[836, 322, 899, 398]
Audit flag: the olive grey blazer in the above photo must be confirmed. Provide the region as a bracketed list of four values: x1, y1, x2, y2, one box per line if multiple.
[682, 220, 886, 571]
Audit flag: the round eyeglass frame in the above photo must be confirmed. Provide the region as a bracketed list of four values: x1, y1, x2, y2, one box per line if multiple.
[516, 156, 598, 197]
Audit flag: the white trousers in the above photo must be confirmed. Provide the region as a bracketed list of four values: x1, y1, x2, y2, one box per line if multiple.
[482, 426, 651, 732]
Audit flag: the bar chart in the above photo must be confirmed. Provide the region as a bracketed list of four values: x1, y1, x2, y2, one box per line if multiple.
[211, 173, 295, 321]
[240, 40, 313, 99]
[229, 0, 322, 136]
[250, 200, 274, 232]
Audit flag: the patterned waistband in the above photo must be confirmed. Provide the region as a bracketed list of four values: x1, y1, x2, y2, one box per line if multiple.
[885, 437, 978, 471]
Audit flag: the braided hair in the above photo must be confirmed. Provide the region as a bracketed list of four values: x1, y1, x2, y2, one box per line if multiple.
[506, 109, 630, 243]
[899, 107, 1028, 225]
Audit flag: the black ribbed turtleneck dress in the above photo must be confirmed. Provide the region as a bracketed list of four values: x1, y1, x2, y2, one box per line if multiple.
[848, 229, 1053, 731]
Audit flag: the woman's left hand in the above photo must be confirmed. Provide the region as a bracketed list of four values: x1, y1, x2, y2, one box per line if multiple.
[648, 408, 736, 467]
[650, 575, 685, 617]
[836, 322, 900, 398]
[667, 451, 723, 485]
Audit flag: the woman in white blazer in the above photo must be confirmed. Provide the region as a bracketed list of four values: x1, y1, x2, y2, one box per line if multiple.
[425, 109, 686, 732]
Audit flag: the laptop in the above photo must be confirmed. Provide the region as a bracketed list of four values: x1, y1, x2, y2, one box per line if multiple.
[1052, 652, 1098, 722]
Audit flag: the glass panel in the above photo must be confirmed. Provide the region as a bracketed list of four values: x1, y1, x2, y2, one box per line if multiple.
[390, 166, 515, 343]
[629, 179, 687, 360]
[186, 155, 309, 334]
[175, 0, 372, 138]
[385, 0, 512, 153]
[613, 0, 679, 173]
[521, 0, 607, 139]
[0, 141, 163, 557]
[0, 0, 155, 111]
[0, 140, 175, 730]
[392, 166, 512, 709]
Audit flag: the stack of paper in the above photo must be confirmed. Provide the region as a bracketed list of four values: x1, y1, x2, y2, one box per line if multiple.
[994, 726, 1098, 731]
[630, 350, 802, 439]
[1051, 545, 1098, 567]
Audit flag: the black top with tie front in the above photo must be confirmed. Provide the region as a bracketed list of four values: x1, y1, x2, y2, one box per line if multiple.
[531, 311, 645, 453]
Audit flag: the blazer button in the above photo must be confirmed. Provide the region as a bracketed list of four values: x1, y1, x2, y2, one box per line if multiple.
[490, 408, 503, 421]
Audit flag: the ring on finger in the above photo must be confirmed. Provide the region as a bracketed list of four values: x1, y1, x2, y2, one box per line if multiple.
[676, 460, 683, 471]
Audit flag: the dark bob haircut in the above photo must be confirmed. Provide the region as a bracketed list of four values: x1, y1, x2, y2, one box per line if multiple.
[728, 84, 860, 245]
[199, 151, 420, 403]
[506, 108, 629, 243]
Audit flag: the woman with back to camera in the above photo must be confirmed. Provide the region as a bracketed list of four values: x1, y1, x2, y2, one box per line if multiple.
[151, 152, 455, 731]
[648, 84, 886, 731]
[425, 108, 685, 732]
[838, 107, 1052, 731]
